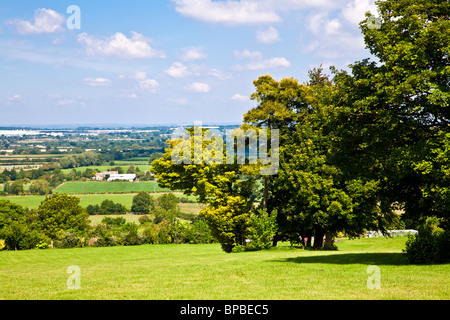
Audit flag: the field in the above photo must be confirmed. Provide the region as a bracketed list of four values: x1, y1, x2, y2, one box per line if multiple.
[0, 237, 449, 300]
[54, 181, 169, 194]
[0, 193, 201, 211]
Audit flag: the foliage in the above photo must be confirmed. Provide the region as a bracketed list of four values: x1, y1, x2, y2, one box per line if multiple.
[36, 194, 90, 241]
[131, 191, 156, 214]
[151, 129, 258, 253]
[86, 199, 128, 215]
[246, 209, 278, 251]
[404, 217, 450, 264]
[29, 179, 51, 195]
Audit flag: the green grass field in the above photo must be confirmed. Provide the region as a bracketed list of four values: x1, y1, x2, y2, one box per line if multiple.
[54, 181, 169, 194]
[0, 237, 448, 300]
[0, 193, 199, 210]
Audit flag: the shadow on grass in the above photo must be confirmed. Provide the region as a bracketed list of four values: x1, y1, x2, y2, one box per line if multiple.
[274, 252, 409, 266]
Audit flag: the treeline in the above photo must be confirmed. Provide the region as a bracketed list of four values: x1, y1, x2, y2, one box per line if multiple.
[0, 193, 214, 251]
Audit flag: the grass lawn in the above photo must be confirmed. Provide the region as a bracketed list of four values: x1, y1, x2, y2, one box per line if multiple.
[54, 181, 169, 194]
[0, 237, 448, 300]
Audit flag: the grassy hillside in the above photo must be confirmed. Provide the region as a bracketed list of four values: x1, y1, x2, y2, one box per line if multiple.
[0, 237, 449, 300]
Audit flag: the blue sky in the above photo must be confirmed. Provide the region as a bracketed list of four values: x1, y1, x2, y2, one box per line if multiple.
[0, 0, 377, 126]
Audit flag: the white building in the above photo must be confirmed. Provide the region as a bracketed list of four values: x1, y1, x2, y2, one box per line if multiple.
[107, 174, 137, 182]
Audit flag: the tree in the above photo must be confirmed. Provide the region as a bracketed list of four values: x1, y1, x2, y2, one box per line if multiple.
[8, 180, 24, 195]
[244, 69, 397, 249]
[157, 193, 179, 212]
[151, 127, 258, 252]
[0, 200, 47, 250]
[330, 0, 450, 230]
[36, 194, 90, 241]
[131, 192, 155, 214]
[30, 179, 51, 195]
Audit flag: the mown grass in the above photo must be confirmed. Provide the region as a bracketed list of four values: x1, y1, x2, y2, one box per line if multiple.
[0, 237, 448, 300]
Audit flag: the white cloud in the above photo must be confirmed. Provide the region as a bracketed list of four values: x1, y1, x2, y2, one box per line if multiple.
[256, 26, 281, 44]
[186, 82, 210, 93]
[7, 8, 65, 34]
[233, 49, 263, 60]
[7, 94, 22, 101]
[233, 49, 290, 71]
[341, 0, 377, 26]
[231, 94, 248, 101]
[181, 47, 207, 61]
[324, 19, 341, 35]
[83, 77, 112, 87]
[165, 61, 230, 80]
[77, 32, 166, 59]
[165, 62, 191, 78]
[172, 0, 281, 25]
[139, 79, 160, 93]
[119, 92, 139, 99]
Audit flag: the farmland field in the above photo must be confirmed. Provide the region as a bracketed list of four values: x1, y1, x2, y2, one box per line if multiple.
[0, 237, 449, 300]
[54, 181, 169, 194]
[0, 193, 200, 210]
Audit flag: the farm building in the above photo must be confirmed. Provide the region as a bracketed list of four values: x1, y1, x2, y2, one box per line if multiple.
[95, 171, 119, 181]
[107, 174, 137, 182]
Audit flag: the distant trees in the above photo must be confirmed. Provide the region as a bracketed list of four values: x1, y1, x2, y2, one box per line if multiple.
[36, 194, 90, 241]
[86, 200, 128, 215]
[59, 151, 103, 169]
[131, 192, 156, 214]
[29, 179, 51, 195]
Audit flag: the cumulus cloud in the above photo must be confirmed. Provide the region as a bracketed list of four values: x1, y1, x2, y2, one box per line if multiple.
[233, 49, 290, 71]
[7, 8, 65, 34]
[165, 62, 191, 78]
[186, 82, 210, 93]
[181, 47, 207, 61]
[77, 32, 166, 59]
[139, 79, 160, 93]
[172, 0, 280, 25]
[83, 77, 112, 87]
[231, 94, 248, 101]
[256, 26, 281, 44]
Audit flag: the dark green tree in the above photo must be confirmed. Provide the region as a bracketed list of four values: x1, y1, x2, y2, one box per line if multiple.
[131, 191, 155, 214]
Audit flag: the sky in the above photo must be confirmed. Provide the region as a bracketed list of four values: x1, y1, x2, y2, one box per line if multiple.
[0, 0, 378, 127]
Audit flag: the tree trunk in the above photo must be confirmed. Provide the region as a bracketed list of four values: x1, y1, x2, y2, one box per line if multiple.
[306, 230, 312, 247]
[323, 232, 334, 250]
[313, 230, 324, 249]
[263, 176, 268, 209]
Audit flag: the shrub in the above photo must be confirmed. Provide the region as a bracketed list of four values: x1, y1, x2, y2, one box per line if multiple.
[245, 209, 278, 251]
[404, 216, 450, 264]
[138, 215, 151, 225]
[59, 231, 81, 249]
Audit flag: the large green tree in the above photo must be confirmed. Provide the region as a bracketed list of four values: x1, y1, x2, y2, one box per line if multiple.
[36, 194, 90, 241]
[151, 127, 258, 252]
[331, 0, 450, 229]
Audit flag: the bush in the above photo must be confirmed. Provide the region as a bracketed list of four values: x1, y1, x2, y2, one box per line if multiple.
[404, 216, 450, 264]
[138, 215, 152, 225]
[59, 231, 81, 248]
[245, 209, 278, 251]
